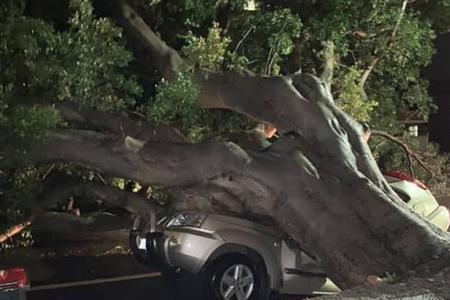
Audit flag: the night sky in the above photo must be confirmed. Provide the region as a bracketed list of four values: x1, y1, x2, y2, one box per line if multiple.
[425, 33, 450, 151]
[426, 33, 450, 86]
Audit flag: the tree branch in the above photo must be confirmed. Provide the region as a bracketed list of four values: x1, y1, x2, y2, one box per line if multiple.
[0, 181, 76, 244]
[360, 0, 409, 88]
[57, 103, 188, 143]
[0, 180, 164, 244]
[32, 212, 131, 241]
[194, 71, 363, 173]
[0, 219, 33, 244]
[320, 41, 336, 85]
[34, 129, 252, 188]
[371, 130, 442, 180]
[114, 0, 184, 80]
[80, 182, 163, 215]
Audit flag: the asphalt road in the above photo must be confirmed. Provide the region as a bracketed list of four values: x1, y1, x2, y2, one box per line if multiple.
[26, 274, 303, 300]
[5, 245, 302, 300]
[27, 275, 197, 300]
[2, 246, 203, 300]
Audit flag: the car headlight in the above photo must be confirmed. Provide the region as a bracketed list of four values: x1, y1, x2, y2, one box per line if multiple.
[165, 212, 207, 228]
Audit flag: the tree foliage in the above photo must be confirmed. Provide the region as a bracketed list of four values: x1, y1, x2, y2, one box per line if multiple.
[0, 0, 140, 246]
[229, 8, 302, 74]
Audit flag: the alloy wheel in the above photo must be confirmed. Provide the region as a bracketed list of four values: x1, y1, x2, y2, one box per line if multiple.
[219, 264, 255, 300]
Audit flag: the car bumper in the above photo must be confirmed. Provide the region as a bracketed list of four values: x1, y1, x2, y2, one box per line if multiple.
[130, 227, 225, 276]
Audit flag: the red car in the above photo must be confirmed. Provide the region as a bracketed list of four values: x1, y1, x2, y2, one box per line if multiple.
[0, 268, 28, 300]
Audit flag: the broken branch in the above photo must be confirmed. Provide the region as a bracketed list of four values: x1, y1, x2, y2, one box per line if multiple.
[371, 130, 442, 180]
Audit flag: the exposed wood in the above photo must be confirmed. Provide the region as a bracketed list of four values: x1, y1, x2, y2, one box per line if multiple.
[0, 219, 33, 244]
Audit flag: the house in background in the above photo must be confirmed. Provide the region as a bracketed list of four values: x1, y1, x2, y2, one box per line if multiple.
[245, 0, 257, 11]
[397, 109, 430, 150]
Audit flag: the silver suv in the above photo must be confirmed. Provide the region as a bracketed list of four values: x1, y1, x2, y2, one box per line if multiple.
[130, 172, 449, 300]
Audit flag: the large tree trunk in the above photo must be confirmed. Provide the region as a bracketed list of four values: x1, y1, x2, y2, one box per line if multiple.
[29, 0, 450, 291]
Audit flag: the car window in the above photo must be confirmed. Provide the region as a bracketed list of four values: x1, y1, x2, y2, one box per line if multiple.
[393, 188, 411, 203]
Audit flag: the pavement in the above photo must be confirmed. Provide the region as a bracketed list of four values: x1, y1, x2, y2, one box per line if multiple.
[26, 275, 303, 300]
[1, 242, 304, 300]
[1, 242, 209, 300]
[27, 275, 185, 300]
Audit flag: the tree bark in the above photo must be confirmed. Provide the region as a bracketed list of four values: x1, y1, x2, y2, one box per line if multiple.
[114, 0, 184, 81]
[57, 103, 188, 143]
[32, 212, 131, 242]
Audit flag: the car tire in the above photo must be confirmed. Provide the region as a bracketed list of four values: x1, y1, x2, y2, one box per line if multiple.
[207, 255, 269, 300]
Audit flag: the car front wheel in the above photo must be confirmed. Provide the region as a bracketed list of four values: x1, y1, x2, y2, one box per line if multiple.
[209, 256, 268, 300]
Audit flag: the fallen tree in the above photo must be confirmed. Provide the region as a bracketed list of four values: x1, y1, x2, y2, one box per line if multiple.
[26, 3, 450, 291]
[2, 0, 450, 296]
[34, 71, 450, 289]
